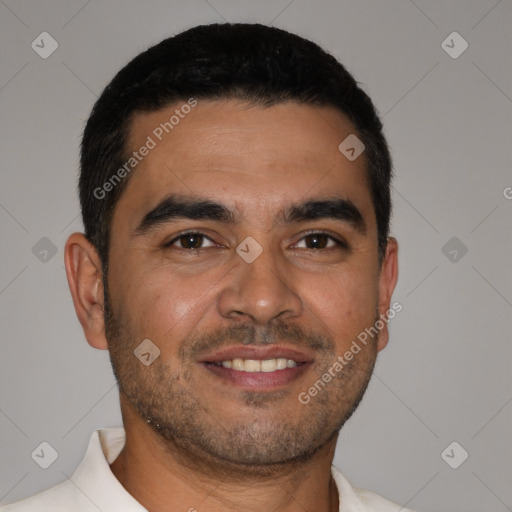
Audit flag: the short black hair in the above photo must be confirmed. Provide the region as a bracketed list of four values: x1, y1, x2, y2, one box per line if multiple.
[79, 22, 392, 273]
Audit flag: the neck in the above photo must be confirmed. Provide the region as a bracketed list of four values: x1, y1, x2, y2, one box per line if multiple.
[110, 403, 340, 512]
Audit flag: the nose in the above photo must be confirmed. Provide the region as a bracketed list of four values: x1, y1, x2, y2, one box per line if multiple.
[217, 244, 303, 326]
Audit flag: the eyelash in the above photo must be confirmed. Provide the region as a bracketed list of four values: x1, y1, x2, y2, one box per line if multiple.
[295, 230, 349, 250]
[164, 230, 348, 250]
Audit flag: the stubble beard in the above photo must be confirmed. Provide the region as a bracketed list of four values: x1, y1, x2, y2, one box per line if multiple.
[102, 278, 378, 475]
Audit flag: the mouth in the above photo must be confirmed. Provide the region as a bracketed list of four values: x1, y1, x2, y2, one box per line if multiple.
[207, 357, 301, 371]
[198, 346, 314, 391]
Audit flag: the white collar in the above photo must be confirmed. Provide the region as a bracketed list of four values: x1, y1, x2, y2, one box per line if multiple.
[66, 427, 406, 512]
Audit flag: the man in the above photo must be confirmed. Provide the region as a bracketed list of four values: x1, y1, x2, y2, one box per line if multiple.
[3, 23, 410, 511]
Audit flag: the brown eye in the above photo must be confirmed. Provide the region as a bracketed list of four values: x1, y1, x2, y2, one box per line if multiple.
[167, 232, 216, 249]
[304, 233, 330, 249]
[180, 233, 204, 249]
[295, 233, 344, 250]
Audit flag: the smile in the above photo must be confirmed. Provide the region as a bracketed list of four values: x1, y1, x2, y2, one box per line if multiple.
[209, 358, 299, 372]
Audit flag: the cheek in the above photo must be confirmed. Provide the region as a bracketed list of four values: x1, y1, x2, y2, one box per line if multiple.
[301, 264, 379, 342]
[120, 267, 215, 349]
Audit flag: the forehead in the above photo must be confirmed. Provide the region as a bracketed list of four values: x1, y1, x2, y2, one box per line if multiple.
[114, 99, 373, 228]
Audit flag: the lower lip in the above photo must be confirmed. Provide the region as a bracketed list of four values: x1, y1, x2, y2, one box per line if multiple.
[201, 362, 311, 391]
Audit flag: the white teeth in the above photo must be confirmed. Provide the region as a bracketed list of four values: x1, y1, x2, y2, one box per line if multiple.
[215, 358, 299, 372]
[261, 359, 277, 372]
[232, 358, 245, 371]
[276, 358, 288, 370]
[244, 359, 261, 372]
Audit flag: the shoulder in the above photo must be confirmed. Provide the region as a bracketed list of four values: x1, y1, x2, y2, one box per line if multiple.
[1, 480, 78, 511]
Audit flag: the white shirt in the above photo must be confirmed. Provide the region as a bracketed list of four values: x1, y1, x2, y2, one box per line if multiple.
[2, 428, 414, 512]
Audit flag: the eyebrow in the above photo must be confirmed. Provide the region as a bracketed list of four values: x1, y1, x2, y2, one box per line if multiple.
[134, 195, 236, 235]
[283, 198, 366, 234]
[134, 194, 366, 236]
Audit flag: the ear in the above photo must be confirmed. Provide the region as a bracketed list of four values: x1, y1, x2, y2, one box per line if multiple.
[376, 237, 399, 352]
[64, 233, 108, 350]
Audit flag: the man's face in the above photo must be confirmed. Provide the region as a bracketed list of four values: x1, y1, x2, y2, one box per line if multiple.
[103, 99, 396, 467]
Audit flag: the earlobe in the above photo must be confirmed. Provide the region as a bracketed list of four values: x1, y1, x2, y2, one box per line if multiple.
[64, 233, 109, 350]
[377, 237, 399, 352]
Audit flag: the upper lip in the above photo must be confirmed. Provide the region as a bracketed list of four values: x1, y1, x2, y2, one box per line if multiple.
[198, 345, 314, 364]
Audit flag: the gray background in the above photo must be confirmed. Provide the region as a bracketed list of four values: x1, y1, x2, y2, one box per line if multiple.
[1, 1, 511, 510]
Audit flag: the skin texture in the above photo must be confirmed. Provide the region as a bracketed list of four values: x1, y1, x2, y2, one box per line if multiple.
[65, 99, 398, 512]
